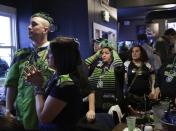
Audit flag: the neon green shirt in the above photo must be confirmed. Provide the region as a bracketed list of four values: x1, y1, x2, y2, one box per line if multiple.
[5, 47, 53, 129]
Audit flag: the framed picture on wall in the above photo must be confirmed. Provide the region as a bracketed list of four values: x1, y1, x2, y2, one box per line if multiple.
[93, 22, 117, 49]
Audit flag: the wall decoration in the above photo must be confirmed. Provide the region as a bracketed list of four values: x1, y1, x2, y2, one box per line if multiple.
[93, 22, 117, 49]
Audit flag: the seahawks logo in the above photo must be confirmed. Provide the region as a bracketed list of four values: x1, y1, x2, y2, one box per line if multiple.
[166, 76, 173, 83]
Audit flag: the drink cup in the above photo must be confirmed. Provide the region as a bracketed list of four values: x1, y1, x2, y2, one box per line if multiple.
[126, 116, 136, 131]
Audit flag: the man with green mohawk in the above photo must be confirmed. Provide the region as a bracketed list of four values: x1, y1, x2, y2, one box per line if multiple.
[4, 12, 54, 130]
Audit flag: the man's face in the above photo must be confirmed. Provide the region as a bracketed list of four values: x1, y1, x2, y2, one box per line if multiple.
[28, 17, 49, 43]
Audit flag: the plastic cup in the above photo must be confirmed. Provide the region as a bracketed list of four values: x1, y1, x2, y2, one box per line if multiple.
[126, 116, 136, 131]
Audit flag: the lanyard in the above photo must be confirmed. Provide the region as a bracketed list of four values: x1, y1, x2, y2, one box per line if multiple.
[97, 66, 109, 88]
[25, 47, 48, 70]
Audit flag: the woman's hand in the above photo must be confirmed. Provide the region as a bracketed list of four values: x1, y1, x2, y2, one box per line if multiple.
[24, 65, 44, 87]
[86, 110, 96, 123]
[154, 87, 160, 100]
[148, 87, 160, 100]
[128, 105, 145, 117]
[148, 91, 155, 100]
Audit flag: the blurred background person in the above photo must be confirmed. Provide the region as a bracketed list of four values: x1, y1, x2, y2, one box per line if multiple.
[0, 58, 9, 78]
[157, 54, 176, 108]
[155, 28, 176, 65]
[118, 42, 129, 63]
[0, 58, 9, 105]
[137, 33, 161, 73]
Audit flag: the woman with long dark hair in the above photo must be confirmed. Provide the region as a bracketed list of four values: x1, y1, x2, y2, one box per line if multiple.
[124, 45, 156, 113]
[24, 36, 87, 131]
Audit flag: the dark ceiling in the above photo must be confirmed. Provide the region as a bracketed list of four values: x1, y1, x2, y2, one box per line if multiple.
[118, 5, 176, 19]
[109, 0, 176, 20]
[118, 6, 156, 19]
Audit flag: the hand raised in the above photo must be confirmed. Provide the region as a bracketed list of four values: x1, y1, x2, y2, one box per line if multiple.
[24, 65, 44, 87]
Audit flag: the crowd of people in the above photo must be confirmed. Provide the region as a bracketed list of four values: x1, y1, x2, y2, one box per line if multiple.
[1, 11, 176, 131]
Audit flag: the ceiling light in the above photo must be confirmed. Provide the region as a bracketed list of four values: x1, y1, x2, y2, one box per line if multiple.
[161, 4, 176, 8]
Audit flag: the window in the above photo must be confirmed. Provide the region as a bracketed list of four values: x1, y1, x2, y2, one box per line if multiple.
[167, 22, 176, 30]
[0, 4, 17, 66]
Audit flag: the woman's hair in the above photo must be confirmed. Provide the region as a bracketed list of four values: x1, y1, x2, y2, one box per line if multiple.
[50, 36, 82, 75]
[50, 36, 89, 92]
[128, 45, 148, 62]
[101, 46, 112, 52]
